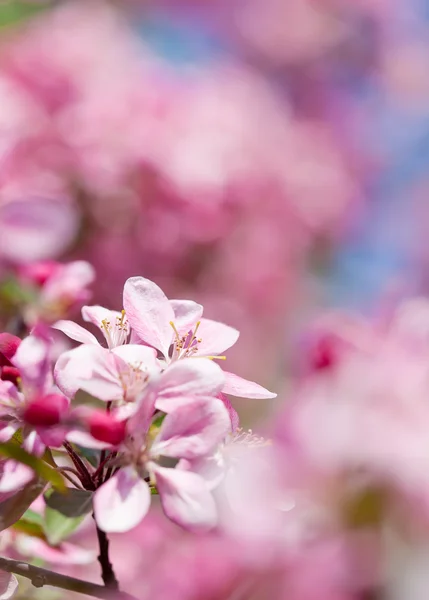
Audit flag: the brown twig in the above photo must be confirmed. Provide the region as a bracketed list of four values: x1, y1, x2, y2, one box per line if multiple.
[0, 555, 137, 600]
[94, 520, 119, 590]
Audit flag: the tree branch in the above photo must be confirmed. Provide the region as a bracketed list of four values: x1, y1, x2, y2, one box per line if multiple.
[0, 556, 137, 600]
[94, 521, 119, 589]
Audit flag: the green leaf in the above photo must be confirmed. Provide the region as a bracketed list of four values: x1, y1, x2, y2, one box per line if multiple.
[21, 508, 44, 527]
[71, 390, 106, 412]
[0, 1, 48, 29]
[44, 505, 86, 546]
[12, 514, 46, 539]
[148, 413, 166, 445]
[44, 488, 93, 518]
[0, 442, 66, 491]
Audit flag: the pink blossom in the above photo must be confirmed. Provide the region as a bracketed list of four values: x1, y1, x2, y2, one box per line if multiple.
[54, 305, 130, 349]
[123, 276, 277, 400]
[94, 393, 230, 533]
[18, 260, 95, 325]
[54, 343, 160, 404]
[0, 334, 70, 493]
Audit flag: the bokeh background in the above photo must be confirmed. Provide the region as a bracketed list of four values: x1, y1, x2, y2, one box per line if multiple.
[1, 1, 429, 597]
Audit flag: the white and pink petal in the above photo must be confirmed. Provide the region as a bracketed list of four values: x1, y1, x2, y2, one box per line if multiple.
[52, 321, 99, 345]
[153, 359, 225, 413]
[123, 277, 174, 358]
[222, 371, 277, 400]
[152, 464, 217, 531]
[170, 300, 203, 334]
[0, 461, 34, 493]
[196, 319, 239, 357]
[0, 571, 18, 600]
[151, 398, 230, 459]
[93, 467, 151, 533]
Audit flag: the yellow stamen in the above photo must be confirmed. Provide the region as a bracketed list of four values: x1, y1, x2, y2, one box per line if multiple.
[169, 321, 180, 342]
[118, 309, 126, 327]
[207, 355, 226, 361]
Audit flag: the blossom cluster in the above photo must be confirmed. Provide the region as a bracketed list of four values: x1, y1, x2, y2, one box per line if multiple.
[0, 274, 275, 598]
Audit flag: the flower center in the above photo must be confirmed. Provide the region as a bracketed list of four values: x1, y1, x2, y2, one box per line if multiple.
[230, 428, 270, 448]
[169, 321, 202, 360]
[169, 321, 226, 361]
[100, 310, 129, 349]
[117, 362, 149, 403]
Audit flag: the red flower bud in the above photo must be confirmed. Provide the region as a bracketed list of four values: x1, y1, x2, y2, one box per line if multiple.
[1, 366, 20, 385]
[88, 411, 126, 446]
[0, 333, 21, 367]
[23, 394, 68, 427]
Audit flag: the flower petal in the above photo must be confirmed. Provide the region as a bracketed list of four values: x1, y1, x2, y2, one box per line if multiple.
[179, 456, 226, 491]
[54, 346, 92, 398]
[112, 345, 160, 374]
[195, 319, 240, 356]
[222, 371, 277, 399]
[55, 345, 122, 401]
[52, 321, 99, 345]
[0, 423, 20, 444]
[42, 261, 95, 304]
[0, 572, 18, 600]
[66, 430, 113, 450]
[153, 359, 225, 412]
[16, 536, 96, 566]
[0, 461, 33, 493]
[152, 398, 230, 459]
[12, 335, 51, 393]
[0, 197, 78, 263]
[123, 277, 174, 357]
[93, 468, 150, 533]
[81, 305, 117, 328]
[170, 300, 203, 333]
[152, 465, 217, 531]
[218, 393, 240, 432]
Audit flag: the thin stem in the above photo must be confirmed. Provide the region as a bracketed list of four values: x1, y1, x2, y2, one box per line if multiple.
[103, 452, 117, 483]
[94, 520, 119, 590]
[97, 402, 111, 484]
[0, 556, 137, 600]
[63, 442, 95, 491]
[63, 444, 119, 589]
[93, 454, 113, 483]
[98, 450, 106, 485]
[58, 470, 84, 489]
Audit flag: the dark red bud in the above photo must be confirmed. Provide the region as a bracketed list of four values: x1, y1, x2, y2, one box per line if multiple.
[0, 333, 21, 367]
[1, 366, 20, 385]
[23, 394, 68, 427]
[309, 333, 339, 372]
[19, 261, 60, 287]
[88, 411, 126, 446]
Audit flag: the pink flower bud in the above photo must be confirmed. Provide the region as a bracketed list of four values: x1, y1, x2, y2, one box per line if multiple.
[19, 261, 60, 287]
[23, 393, 68, 427]
[310, 333, 339, 371]
[0, 333, 21, 367]
[88, 411, 126, 446]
